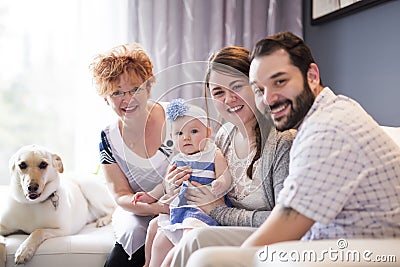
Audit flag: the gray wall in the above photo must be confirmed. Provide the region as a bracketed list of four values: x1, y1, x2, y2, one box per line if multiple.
[303, 0, 400, 126]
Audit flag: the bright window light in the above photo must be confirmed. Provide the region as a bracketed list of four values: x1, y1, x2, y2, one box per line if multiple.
[0, 0, 128, 184]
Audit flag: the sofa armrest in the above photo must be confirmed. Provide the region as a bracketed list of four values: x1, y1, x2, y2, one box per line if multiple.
[0, 185, 7, 267]
[381, 126, 400, 146]
[0, 236, 5, 267]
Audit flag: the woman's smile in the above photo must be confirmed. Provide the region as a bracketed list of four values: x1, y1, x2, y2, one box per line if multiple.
[121, 104, 139, 113]
[227, 105, 244, 113]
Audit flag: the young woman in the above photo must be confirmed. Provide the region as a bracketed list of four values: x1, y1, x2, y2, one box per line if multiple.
[89, 44, 173, 267]
[166, 46, 296, 267]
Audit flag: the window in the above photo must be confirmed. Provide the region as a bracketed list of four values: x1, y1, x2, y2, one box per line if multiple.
[0, 0, 128, 184]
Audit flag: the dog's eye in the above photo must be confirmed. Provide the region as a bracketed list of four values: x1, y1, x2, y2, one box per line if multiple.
[19, 162, 27, 170]
[39, 161, 48, 169]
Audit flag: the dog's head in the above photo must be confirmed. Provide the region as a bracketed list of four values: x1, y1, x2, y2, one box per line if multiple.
[9, 144, 64, 203]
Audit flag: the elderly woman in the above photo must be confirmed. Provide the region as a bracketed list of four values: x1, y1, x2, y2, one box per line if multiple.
[89, 44, 173, 267]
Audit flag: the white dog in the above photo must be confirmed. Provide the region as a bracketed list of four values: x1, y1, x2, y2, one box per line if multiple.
[0, 144, 115, 264]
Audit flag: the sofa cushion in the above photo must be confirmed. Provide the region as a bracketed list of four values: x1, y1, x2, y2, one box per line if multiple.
[0, 184, 115, 267]
[4, 224, 114, 267]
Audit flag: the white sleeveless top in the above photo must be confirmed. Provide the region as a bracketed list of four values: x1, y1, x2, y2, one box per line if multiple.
[100, 102, 174, 257]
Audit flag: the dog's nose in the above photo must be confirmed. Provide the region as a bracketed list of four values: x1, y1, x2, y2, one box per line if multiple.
[28, 183, 39, 193]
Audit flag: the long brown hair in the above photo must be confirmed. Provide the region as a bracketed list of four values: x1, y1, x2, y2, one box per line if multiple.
[204, 46, 266, 179]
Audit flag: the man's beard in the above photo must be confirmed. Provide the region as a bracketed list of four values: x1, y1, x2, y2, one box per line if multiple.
[274, 82, 315, 131]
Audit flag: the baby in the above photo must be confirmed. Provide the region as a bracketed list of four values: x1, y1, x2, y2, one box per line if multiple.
[132, 98, 232, 266]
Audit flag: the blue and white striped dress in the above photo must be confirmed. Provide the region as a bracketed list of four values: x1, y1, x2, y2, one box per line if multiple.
[158, 142, 220, 244]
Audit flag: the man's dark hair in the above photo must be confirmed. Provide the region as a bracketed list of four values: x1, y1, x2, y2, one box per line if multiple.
[250, 32, 321, 85]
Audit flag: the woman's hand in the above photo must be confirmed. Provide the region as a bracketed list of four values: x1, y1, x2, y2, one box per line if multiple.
[159, 187, 180, 205]
[154, 200, 170, 214]
[164, 164, 191, 194]
[151, 186, 180, 215]
[186, 181, 226, 215]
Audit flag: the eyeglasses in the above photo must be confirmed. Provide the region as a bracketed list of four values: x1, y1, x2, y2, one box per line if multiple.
[110, 87, 142, 98]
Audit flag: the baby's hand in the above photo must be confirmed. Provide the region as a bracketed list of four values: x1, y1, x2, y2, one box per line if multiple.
[132, 192, 157, 204]
[211, 179, 227, 196]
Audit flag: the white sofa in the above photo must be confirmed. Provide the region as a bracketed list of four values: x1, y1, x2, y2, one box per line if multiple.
[0, 184, 116, 267]
[1, 126, 399, 267]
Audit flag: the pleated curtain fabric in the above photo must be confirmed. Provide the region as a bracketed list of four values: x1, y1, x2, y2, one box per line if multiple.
[127, 0, 303, 101]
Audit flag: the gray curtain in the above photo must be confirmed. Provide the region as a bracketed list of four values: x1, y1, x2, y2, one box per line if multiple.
[127, 0, 302, 102]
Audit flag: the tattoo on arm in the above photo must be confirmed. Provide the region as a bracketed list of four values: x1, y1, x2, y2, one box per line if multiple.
[280, 206, 299, 220]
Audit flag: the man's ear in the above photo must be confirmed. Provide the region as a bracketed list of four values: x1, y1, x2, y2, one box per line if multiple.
[307, 63, 320, 96]
[52, 154, 64, 173]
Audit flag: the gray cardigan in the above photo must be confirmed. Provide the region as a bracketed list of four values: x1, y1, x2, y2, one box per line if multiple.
[210, 123, 295, 227]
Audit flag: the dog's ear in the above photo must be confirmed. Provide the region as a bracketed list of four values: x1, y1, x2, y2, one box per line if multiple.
[8, 151, 17, 173]
[52, 154, 64, 173]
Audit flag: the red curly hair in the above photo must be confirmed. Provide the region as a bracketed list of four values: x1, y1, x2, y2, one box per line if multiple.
[89, 43, 154, 96]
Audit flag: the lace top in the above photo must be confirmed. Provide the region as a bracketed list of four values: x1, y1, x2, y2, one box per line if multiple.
[211, 122, 295, 227]
[226, 128, 267, 210]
